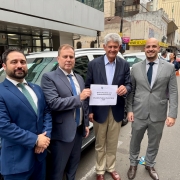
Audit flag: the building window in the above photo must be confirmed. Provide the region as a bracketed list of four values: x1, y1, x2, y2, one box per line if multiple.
[90, 41, 95, 48]
[77, 42, 82, 49]
[77, 0, 104, 12]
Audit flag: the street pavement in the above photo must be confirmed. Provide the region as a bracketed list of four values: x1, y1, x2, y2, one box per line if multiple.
[76, 76, 180, 180]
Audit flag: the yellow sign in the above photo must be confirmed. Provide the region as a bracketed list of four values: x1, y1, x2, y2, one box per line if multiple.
[129, 40, 146, 46]
[159, 42, 168, 48]
[118, 32, 123, 37]
[129, 40, 168, 47]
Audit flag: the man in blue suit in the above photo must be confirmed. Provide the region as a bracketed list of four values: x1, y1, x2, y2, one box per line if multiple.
[0, 48, 52, 180]
[85, 33, 132, 180]
[41, 44, 91, 180]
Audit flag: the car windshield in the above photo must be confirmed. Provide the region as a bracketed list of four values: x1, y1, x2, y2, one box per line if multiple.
[124, 55, 145, 67]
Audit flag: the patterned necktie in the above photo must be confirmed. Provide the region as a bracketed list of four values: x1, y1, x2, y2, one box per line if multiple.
[147, 62, 155, 85]
[67, 74, 80, 126]
[17, 83, 37, 114]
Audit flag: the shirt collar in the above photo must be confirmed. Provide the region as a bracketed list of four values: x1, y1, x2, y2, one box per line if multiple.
[146, 58, 159, 65]
[104, 55, 116, 65]
[59, 66, 74, 76]
[6, 77, 27, 86]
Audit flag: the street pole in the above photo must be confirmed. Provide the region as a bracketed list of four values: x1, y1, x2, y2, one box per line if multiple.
[120, 0, 126, 34]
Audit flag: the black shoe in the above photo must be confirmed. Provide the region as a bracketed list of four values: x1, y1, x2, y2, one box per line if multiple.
[145, 166, 159, 180]
[127, 166, 137, 180]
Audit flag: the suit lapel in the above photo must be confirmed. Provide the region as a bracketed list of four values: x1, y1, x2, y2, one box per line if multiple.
[56, 68, 73, 94]
[3, 79, 37, 115]
[152, 59, 164, 88]
[98, 56, 108, 84]
[75, 73, 84, 92]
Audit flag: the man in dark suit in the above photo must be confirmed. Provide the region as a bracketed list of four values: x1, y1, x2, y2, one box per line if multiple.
[127, 38, 178, 180]
[85, 33, 132, 180]
[41, 44, 91, 180]
[0, 48, 52, 180]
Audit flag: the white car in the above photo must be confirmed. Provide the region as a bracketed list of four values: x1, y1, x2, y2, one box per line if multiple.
[0, 48, 124, 150]
[123, 52, 169, 70]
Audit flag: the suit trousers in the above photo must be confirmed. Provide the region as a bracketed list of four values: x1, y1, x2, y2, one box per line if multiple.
[93, 108, 122, 174]
[129, 117, 165, 167]
[47, 127, 82, 180]
[3, 158, 46, 180]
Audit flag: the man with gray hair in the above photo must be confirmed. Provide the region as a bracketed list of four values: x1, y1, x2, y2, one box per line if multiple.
[85, 33, 132, 180]
[160, 50, 168, 61]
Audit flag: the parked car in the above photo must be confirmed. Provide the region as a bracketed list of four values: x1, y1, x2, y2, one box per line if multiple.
[123, 52, 170, 69]
[0, 48, 125, 150]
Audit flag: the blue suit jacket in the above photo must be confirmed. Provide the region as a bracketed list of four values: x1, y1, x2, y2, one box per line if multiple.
[0, 79, 52, 175]
[85, 55, 132, 123]
[41, 68, 89, 143]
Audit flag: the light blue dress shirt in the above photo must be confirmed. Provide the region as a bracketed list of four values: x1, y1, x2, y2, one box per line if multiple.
[104, 55, 116, 85]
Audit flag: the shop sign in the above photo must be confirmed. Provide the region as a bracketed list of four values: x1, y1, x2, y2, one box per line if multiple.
[129, 40, 146, 46]
[122, 37, 130, 43]
[129, 39, 168, 47]
[159, 42, 168, 48]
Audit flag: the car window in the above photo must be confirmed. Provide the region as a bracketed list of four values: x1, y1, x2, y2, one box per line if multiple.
[74, 56, 89, 80]
[176, 54, 180, 58]
[93, 55, 103, 59]
[124, 56, 143, 67]
[26, 57, 58, 85]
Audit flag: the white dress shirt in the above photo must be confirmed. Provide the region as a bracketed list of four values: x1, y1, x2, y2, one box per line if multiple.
[6, 77, 38, 107]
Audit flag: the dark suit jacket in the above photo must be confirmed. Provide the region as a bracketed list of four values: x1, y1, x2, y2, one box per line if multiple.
[41, 68, 89, 143]
[0, 79, 52, 175]
[85, 55, 132, 123]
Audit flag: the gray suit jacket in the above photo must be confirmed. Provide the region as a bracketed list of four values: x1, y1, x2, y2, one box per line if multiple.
[41, 68, 89, 142]
[127, 59, 178, 122]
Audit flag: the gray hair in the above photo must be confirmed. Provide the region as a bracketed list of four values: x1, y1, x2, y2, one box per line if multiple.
[104, 33, 122, 46]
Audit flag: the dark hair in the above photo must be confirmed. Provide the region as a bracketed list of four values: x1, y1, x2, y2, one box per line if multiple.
[2, 48, 25, 64]
[161, 50, 167, 56]
[173, 52, 176, 59]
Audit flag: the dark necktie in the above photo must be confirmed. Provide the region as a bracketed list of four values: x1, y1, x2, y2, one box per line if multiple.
[17, 83, 37, 114]
[147, 62, 155, 85]
[67, 74, 80, 126]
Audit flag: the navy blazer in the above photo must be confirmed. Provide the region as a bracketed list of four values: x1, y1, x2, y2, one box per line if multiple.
[41, 68, 89, 143]
[85, 55, 132, 123]
[0, 79, 52, 175]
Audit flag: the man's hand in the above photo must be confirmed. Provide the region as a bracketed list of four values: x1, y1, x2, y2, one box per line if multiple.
[127, 112, 134, 122]
[80, 89, 91, 101]
[35, 146, 45, 154]
[85, 127, 89, 138]
[36, 132, 50, 149]
[166, 117, 176, 127]
[116, 85, 127, 96]
[89, 113, 94, 122]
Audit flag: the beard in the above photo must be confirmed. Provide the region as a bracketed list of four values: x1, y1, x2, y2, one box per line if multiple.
[6, 68, 28, 80]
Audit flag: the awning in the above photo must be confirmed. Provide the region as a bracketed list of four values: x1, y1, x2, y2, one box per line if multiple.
[167, 21, 178, 35]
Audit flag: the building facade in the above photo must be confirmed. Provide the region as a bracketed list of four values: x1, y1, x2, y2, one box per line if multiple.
[0, 0, 104, 54]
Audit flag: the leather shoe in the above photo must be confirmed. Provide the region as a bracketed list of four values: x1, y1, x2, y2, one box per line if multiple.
[96, 174, 105, 180]
[127, 166, 137, 179]
[109, 171, 121, 180]
[145, 166, 159, 180]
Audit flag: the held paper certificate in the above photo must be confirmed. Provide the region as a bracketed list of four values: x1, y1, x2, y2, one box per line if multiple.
[89, 84, 118, 105]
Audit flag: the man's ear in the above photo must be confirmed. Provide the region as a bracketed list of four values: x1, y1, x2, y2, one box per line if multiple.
[2, 63, 6, 70]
